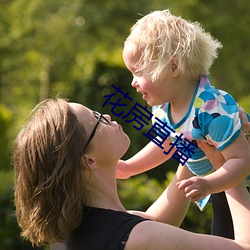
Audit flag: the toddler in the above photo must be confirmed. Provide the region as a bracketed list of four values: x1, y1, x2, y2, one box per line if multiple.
[118, 9, 250, 238]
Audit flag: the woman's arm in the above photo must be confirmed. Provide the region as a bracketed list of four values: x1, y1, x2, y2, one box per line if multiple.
[125, 183, 250, 250]
[145, 164, 193, 226]
[126, 112, 250, 249]
[225, 184, 250, 244]
[129, 164, 193, 226]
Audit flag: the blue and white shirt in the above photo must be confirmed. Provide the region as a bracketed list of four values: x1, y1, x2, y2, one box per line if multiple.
[152, 75, 249, 181]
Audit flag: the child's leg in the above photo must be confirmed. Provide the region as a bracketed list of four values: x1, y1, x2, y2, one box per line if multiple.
[211, 192, 234, 239]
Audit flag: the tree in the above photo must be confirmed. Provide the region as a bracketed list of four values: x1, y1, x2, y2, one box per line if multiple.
[0, 1, 249, 248]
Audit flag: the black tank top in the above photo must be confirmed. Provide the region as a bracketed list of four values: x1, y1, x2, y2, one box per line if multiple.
[66, 206, 148, 250]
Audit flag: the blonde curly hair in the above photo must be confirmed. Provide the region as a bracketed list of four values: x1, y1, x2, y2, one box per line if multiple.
[125, 9, 222, 81]
[13, 98, 88, 246]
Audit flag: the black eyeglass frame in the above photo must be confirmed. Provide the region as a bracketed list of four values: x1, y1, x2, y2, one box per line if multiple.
[83, 111, 110, 151]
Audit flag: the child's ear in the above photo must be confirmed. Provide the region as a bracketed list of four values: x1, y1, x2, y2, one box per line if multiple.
[171, 63, 177, 72]
[171, 57, 180, 77]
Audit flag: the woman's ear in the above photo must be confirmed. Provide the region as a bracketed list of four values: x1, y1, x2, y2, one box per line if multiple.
[82, 155, 97, 169]
[170, 57, 180, 77]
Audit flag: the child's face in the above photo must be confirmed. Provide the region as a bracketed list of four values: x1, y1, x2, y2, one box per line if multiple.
[123, 43, 173, 106]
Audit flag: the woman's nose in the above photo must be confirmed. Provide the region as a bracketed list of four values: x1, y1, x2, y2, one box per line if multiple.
[103, 114, 112, 122]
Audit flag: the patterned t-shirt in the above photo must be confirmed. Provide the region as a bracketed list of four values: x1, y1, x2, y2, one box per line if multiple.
[152, 75, 242, 176]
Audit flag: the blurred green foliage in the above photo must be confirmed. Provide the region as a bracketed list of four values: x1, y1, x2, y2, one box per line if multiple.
[0, 171, 41, 249]
[0, 0, 248, 248]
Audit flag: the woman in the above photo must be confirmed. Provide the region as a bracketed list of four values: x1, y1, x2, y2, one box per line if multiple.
[13, 98, 250, 249]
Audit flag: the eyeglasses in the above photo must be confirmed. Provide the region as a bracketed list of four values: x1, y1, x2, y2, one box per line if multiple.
[84, 111, 110, 151]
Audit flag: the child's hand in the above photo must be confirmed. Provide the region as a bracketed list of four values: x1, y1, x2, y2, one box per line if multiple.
[116, 160, 131, 179]
[177, 176, 211, 202]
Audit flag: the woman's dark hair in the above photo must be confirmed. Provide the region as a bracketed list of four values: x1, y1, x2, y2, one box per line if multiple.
[13, 98, 88, 246]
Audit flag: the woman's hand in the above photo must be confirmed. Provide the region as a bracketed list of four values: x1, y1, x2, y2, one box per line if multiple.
[239, 107, 250, 140]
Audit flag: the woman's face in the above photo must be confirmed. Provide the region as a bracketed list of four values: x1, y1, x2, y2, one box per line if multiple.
[68, 103, 130, 161]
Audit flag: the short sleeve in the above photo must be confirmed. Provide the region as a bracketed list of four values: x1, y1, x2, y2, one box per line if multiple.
[197, 89, 241, 151]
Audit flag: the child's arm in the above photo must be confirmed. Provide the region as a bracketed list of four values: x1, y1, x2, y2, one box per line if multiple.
[178, 132, 250, 201]
[116, 137, 174, 179]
